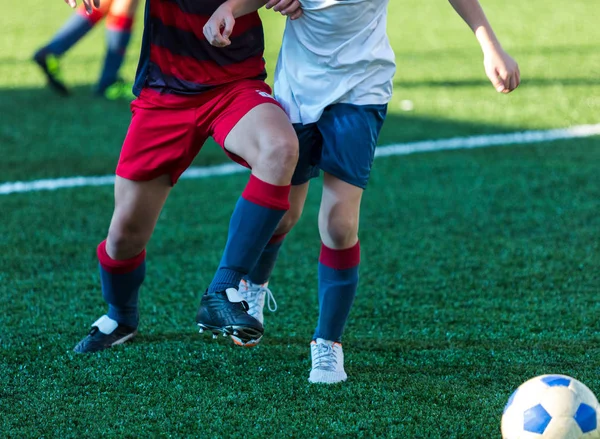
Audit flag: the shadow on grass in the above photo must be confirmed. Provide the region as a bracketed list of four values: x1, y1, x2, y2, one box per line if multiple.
[0, 84, 522, 182]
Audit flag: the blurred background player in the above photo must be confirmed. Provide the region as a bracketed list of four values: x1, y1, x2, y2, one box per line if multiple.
[68, 0, 302, 353]
[33, 0, 140, 99]
[208, 0, 520, 384]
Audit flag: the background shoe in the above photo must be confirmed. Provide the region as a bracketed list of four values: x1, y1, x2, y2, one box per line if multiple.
[196, 288, 263, 344]
[33, 51, 69, 96]
[308, 338, 348, 384]
[97, 79, 135, 101]
[230, 280, 277, 347]
[73, 315, 137, 353]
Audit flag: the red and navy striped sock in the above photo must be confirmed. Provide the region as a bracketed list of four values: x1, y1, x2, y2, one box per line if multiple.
[246, 233, 287, 285]
[208, 175, 290, 294]
[41, 5, 103, 56]
[313, 241, 361, 342]
[97, 240, 145, 328]
[97, 14, 133, 92]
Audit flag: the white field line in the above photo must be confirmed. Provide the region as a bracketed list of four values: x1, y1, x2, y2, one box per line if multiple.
[1, 123, 599, 196]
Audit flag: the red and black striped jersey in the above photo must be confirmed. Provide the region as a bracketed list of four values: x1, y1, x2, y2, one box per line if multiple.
[133, 0, 266, 96]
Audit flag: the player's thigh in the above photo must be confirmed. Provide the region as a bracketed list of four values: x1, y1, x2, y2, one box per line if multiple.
[118, 97, 197, 185]
[223, 102, 298, 167]
[108, 0, 140, 17]
[317, 103, 387, 189]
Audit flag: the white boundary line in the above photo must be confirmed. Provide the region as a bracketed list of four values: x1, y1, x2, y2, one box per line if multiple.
[2, 123, 599, 196]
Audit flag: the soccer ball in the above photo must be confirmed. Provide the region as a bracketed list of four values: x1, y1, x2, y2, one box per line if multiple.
[502, 375, 600, 438]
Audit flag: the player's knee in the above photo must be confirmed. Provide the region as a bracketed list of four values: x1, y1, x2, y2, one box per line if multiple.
[107, 221, 147, 259]
[322, 215, 359, 248]
[259, 134, 299, 172]
[275, 208, 302, 235]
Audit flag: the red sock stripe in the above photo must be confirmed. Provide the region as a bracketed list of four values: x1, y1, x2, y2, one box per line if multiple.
[77, 4, 105, 24]
[106, 14, 134, 31]
[319, 241, 360, 270]
[268, 233, 287, 245]
[97, 240, 146, 274]
[242, 175, 290, 211]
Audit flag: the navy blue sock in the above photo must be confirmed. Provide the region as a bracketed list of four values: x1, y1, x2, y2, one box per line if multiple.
[97, 15, 133, 92]
[209, 175, 290, 294]
[246, 233, 286, 285]
[313, 241, 360, 342]
[41, 6, 102, 56]
[97, 240, 145, 328]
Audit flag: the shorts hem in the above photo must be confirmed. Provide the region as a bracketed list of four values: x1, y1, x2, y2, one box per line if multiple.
[319, 164, 369, 190]
[116, 168, 178, 186]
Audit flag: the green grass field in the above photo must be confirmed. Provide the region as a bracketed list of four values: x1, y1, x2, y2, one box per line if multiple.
[2, 1, 600, 437]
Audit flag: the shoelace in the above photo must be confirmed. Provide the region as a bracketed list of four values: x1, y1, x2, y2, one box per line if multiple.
[313, 343, 338, 372]
[246, 284, 278, 314]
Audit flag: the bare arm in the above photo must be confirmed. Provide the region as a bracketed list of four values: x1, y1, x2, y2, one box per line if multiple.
[448, 0, 520, 93]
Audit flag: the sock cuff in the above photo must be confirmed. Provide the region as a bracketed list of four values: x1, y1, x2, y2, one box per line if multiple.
[268, 233, 287, 245]
[106, 14, 134, 31]
[97, 240, 145, 274]
[242, 175, 290, 211]
[319, 241, 360, 270]
[77, 4, 104, 24]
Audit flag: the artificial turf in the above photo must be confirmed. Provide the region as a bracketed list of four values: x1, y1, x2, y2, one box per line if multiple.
[1, 0, 600, 437]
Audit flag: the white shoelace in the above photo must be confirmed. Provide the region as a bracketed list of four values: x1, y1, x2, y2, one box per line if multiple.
[246, 284, 278, 314]
[313, 343, 338, 372]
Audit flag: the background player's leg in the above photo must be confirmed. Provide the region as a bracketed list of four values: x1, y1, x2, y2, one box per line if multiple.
[75, 175, 171, 353]
[96, 0, 140, 98]
[33, 1, 111, 94]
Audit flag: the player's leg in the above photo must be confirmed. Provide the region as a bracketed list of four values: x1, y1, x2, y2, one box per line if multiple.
[96, 0, 140, 99]
[75, 95, 197, 353]
[230, 122, 321, 346]
[243, 122, 321, 289]
[33, 1, 111, 95]
[230, 183, 309, 347]
[196, 83, 299, 343]
[74, 176, 171, 353]
[308, 103, 387, 384]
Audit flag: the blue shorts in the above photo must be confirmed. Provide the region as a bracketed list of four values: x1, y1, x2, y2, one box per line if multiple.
[291, 103, 387, 189]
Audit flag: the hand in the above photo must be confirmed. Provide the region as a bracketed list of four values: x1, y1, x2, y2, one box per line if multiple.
[64, 0, 100, 15]
[204, 3, 235, 47]
[266, 0, 302, 20]
[483, 46, 520, 94]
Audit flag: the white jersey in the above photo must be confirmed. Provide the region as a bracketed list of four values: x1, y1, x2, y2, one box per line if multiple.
[274, 0, 396, 124]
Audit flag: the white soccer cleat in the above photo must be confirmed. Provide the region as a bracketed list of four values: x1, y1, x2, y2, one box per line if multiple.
[230, 279, 277, 347]
[308, 338, 347, 384]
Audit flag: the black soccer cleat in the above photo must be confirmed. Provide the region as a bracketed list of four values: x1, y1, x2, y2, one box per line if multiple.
[74, 315, 137, 353]
[33, 50, 70, 96]
[196, 288, 264, 344]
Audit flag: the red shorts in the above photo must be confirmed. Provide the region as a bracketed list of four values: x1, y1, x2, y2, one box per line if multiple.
[116, 79, 283, 184]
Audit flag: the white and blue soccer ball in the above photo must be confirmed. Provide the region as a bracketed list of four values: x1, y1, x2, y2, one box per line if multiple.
[502, 375, 600, 439]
